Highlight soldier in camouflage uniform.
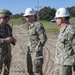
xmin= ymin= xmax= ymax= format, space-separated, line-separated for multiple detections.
xmin=54 ymin=7 xmax=75 ymax=75
xmin=0 ymin=9 xmax=16 ymax=75
xmin=23 ymin=8 xmax=47 ymax=75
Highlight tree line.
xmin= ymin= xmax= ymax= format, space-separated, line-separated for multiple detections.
xmin=12 ymin=6 xmax=75 ymax=21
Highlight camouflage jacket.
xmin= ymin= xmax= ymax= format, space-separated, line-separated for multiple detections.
xmin=55 ymin=24 xmax=75 ymax=65
xmin=27 ymin=22 xmax=47 ymax=52
xmin=0 ymin=24 xmax=12 ymax=54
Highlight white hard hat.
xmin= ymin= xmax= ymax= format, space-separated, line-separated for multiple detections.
xmin=55 ymin=7 xmax=70 ymax=18
xmin=23 ymin=8 xmax=36 ymax=16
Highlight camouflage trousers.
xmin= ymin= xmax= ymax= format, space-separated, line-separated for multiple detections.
xmin=0 ymin=53 xmax=11 ymax=75
xmin=54 ymin=64 xmax=73 ymax=75
xmin=27 ymin=48 xmax=43 ymax=75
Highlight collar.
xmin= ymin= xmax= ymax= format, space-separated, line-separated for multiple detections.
xmin=28 ymin=23 xmax=34 ymax=29
xmin=60 ymin=24 xmax=69 ymax=33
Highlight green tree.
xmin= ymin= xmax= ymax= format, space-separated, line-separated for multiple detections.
xmin=67 ymin=6 xmax=75 ymax=17
xmin=39 ymin=6 xmax=56 ymax=21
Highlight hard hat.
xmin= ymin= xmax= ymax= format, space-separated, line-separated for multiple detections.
xmin=55 ymin=7 xmax=70 ymax=18
xmin=23 ymin=8 xmax=36 ymax=16
xmin=0 ymin=9 xmax=12 ymax=18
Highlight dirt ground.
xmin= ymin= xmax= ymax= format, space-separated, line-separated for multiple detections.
xmin=8 ymin=25 xmax=57 ymax=75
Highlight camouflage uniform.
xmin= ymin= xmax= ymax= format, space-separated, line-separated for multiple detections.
xmin=0 ymin=9 xmax=14 ymax=75
xmin=54 ymin=24 xmax=75 ymax=75
xmin=0 ymin=23 xmax=13 ymax=75
xmin=27 ymin=22 xmax=47 ymax=75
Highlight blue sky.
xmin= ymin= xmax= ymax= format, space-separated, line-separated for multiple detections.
xmin=0 ymin=0 xmax=75 ymax=14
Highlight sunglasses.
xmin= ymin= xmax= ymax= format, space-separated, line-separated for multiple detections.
xmin=25 ymin=15 xmax=32 ymax=18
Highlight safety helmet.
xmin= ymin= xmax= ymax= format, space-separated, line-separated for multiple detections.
xmin=0 ymin=9 xmax=12 ymax=18
xmin=23 ymin=8 xmax=36 ymax=16
xmin=55 ymin=7 xmax=70 ymax=18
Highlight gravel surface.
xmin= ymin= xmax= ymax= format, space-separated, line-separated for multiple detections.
xmin=9 ymin=26 xmax=57 ymax=75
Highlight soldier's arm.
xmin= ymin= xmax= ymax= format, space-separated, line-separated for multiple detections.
xmin=67 ymin=29 xmax=75 ymax=53
xmin=7 ymin=24 xmax=13 ymax=37
xmin=36 ymin=23 xmax=47 ymax=46
xmin=70 ymin=34 xmax=75 ymax=52
xmin=7 ymin=24 xmax=16 ymax=45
